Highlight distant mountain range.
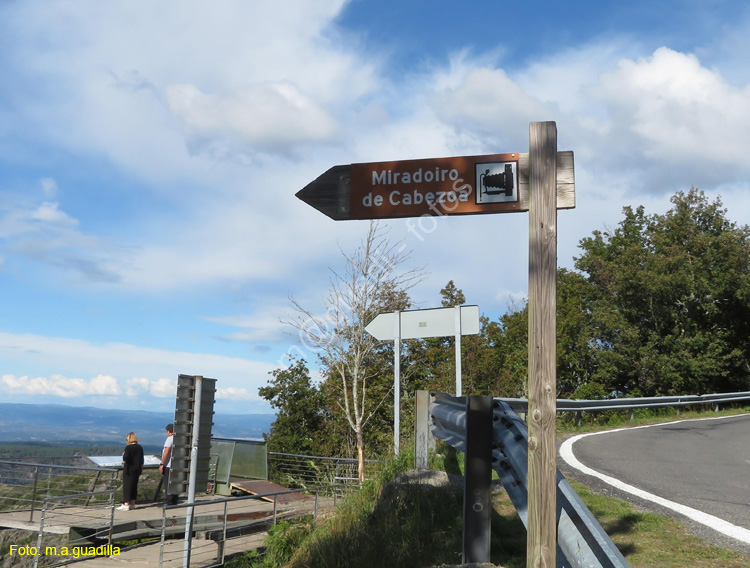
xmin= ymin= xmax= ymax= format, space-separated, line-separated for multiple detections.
xmin=0 ymin=403 xmax=275 ymax=446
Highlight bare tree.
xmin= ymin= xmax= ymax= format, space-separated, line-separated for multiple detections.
xmin=286 ymin=221 xmax=425 ymax=481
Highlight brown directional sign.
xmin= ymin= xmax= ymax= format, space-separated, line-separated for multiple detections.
xmin=296 ymin=151 xmax=574 ymax=220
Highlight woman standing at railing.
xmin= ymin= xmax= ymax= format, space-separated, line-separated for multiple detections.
xmin=118 ymin=432 xmax=144 ymax=511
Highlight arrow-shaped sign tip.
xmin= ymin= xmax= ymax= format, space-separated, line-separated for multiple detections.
xmin=296 ymin=165 xmax=351 ymax=221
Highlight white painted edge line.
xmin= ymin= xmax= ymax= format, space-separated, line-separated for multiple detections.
xmin=559 ymin=414 xmax=750 ymax=545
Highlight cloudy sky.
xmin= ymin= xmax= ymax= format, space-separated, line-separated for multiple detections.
xmin=2 ymin=0 xmax=749 ymax=416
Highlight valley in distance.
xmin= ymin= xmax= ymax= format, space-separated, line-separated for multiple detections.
xmin=0 ymin=402 xmax=275 ymax=456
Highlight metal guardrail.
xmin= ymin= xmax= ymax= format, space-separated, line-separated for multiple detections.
xmin=501 ymin=391 xmax=750 ymax=413
xmin=491 ymin=399 xmax=630 ymax=568
xmin=423 ymin=392 xmax=631 ymax=568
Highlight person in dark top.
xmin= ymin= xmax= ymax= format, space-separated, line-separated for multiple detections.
xmin=119 ymin=432 xmax=144 ymax=511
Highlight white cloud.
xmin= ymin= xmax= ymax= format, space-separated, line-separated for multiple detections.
xmin=0 ymin=201 xmax=73 ymax=239
xmin=89 ymin=374 xmax=121 ymax=395
xmin=0 ymin=198 xmax=121 ymax=283
xmin=3 ymin=27 xmax=748 ymax=304
xmin=166 ymin=82 xmax=338 ymax=155
xmin=0 ymin=0 xmax=381 ymax=294
xmin=0 ymin=331 xmax=277 ymax=400
xmin=29 ymin=202 xmax=78 ymax=226
xmin=2 ymin=373 xmax=121 ymax=398
xmin=216 ymin=387 xmax=259 ymax=401
xmin=432 ymin=65 xmax=551 ymax=143
xmin=40 ymin=178 xmax=59 ymax=199
xmin=201 ymin=301 xmax=296 ymax=345
xmin=126 ymin=377 xmax=151 ymax=397
xmin=126 ymin=376 xmax=175 ymax=398
xmin=424 ymin=44 xmax=750 ymax=199
xmin=0 ymin=0 xmax=376 ymax=185
xmin=149 ymin=378 xmax=177 ymax=398
xmin=2 ymin=0 xmax=750 ymax=421
xmin=595 ymin=47 xmax=750 ymax=170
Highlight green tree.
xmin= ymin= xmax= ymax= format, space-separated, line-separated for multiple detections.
xmin=575 ymin=188 xmax=750 ymax=396
xmin=465 ymin=269 xmax=597 ymax=400
xmin=439 ymin=280 xmax=466 ymax=307
xmin=556 ymin=268 xmax=599 ymax=397
xmin=482 ymin=306 xmax=528 ymax=397
xmin=405 ymin=281 xmax=529 ymax=398
xmin=259 ymin=359 xmax=326 ymax=456
xmin=410 ymin=281 xmax=467 ymax=394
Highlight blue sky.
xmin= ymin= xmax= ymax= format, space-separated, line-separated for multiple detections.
xmin=1 ymin=0 xmax=750 ymax=416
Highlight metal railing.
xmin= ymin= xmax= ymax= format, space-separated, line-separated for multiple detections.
xmin=0 ymin=460 xmax=118 ymax=521
xmin=268 ymin=452 xmax=379 ymax=490
xmin=421 ymin=391 xmax=631 ymax=568
xmin=158 ymin=484 xmax=342 ymax=568
xmin=0 ymin=456 xmax=359 ymax=568
xmin=32 ymin=489 xmax=116 ymax=568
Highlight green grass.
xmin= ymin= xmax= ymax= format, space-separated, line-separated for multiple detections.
xmin=572 ymin=482 xmax=750 ymax=568
xmin=225 ymin=409 xmax=750 ymax=567
xmin=471 ymin=482 xmax=750 ymax=568
xmin=557 ymin=404 xmax=750 ymax=435
xmin=226 ymin=455 xmax=750 ymax=568
xmin=226 ymin=452 xmax=468 ymax=568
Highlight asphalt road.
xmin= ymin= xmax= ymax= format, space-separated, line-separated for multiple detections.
xmin=559 ymin=413 xmax=750 ymax=550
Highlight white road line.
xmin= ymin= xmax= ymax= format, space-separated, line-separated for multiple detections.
xmin=559 ymin=414 xmax=750 ymax=545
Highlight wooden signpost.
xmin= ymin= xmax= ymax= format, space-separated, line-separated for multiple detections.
xmin=297 ymin=150 xmax=574 ymax=220
xmin=527 ymin=122 xmax=559 ymax=568
xmin=297 ymin=122 xmax=572 ymax=568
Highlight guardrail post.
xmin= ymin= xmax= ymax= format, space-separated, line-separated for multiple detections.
xmin=45 ymin=466 xmax=52 ymax=499
xmin=160 ymin=507 xmax=167 ymax=568
xmin=33 ymin=499 xmax=48 ymax=568
xmin=463 ymin=395 xmax=493 ymax=564
xmin=108 ymin=491 xmax=115 ymax=546
xmin=29 ymin=466 xmax=39 ymax=522
xmin=218 ymin=501 xmax=228 ymax=564
xmin=415 ymin=390 xmax=435 ymax=469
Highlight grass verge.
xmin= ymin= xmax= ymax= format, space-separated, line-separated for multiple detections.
xmin=557 ymin=405 xmax=750 ymax=436
xmin=227 ymin=408 xmax=750 ymax=567
xmin=227 ymin=465 xmax=750 ymax=568
xmin=490 ymin=482 xmax=750 ymax=568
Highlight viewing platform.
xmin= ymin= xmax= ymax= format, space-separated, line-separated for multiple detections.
xmin=0 ymin=467 xmax=336 ymax=568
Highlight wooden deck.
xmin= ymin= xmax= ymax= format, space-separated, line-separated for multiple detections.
xmin=0 ymin=491 xmax=335 ymax=567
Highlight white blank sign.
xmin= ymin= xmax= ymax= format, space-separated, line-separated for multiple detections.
xmin=365 ymin=305 xmax=479 ymax=341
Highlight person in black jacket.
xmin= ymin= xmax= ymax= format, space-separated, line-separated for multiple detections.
xmin=118 ymin=432 xmax=144 ymax=511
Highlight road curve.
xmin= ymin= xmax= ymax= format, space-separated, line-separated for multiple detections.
xmin=560 ymin=413 xmax=750 ymax=546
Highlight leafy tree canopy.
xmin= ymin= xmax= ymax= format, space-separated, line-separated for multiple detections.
xmin=574 ymin=188 xmax=750 ymax=396
xmin=259 ymin=358 xmax=327 ymax=456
